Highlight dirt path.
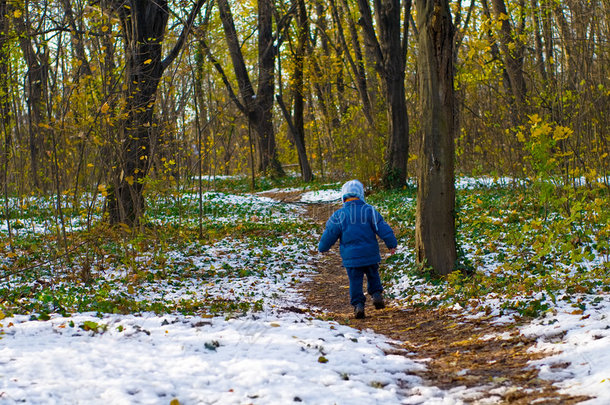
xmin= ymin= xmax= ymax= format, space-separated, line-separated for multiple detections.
xmin=268 ymin=191 xmax=588 ymax=404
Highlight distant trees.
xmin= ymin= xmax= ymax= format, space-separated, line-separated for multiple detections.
xmin=0 ymin=0 xmax=607 ymax=244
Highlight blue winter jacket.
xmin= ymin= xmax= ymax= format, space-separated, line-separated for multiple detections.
xmin=318 ymin=199 xmax=397 ymax=268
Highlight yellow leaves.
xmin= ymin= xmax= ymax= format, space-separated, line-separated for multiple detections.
xmin=528 ymin=114 xmax=541 ymax=125
xmin=143 ymin=59 xmax=152 ymax=65
xmin=98 ymin=184 xmax=108 ymax=197
xmin=13 ymin=9 xmax=22 ymax=18
xmin=585 ymin=168 xmax=598 ymax=183
xmin=125 ymin=176 xmax=135 ymax=186
xmin=553 ymin=126 xmax=572 ymax=142
xmin=531 ymin=123 xmax=551 ymax=140
xmin=101 ymin=25 xmax=109 ymax=33
xmin=101 ymin=102 xmax=110 ymax=114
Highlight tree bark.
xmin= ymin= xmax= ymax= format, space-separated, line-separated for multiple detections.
xmin=0 ymin=0 xmax=12 ymax=241
xmin=415 ymin=0 xmax=457 ymax=276
xmin=356 ymin=0 xmax=411 ymax=189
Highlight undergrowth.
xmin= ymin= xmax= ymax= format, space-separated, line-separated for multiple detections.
xmin=1 ymin=175 xmax=608 ymax=320
xmin=371 ymin=181 xmax=609 ymax=318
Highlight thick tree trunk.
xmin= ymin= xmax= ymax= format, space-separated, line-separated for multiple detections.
xmin=106 ymin=0 xmax=204 ymax=226
xmin=107 ymin=0 xmax=168 ymax=226
xmin=415 ymin=0 xmax=457 ymax=276
xmin=255 ymin=0 xmax=284 ymax=177
xmin=380 ymin=0 xmax=410 ymax=188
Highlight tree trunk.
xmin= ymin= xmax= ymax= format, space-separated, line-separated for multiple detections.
xmin=61 ymin=0 xmax=92 ymax=79
xmin=14 ymin=15 xmax=49 ymax=192
xmin=215 ymin=0 xmax=284 ymax=177
xmin=415 ymin=0 xmax=457 ymax=276
xmin=329 ymin=0 xmax=376 ymax=129
xmin=106 ymin=0 xmax=204 ymax=226
xmin=357 ymin=0 xmax=411 ymax=189
xmin=490 ymin=0 xmax=527 ymax=119
xmin=255 ymin=0 xmax=284 ymax=177
xmin=291 ymin=0 xmax=313 ymax=182
xmin=0 ymin=0 xmax=12 ymax=240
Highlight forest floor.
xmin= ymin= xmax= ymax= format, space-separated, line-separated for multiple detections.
xmin=2 ymin=182 xmax=608 ymax=403
xmin=270 ymin=190 xmax=589 ymax=404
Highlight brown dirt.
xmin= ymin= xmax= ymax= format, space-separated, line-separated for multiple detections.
xmin=269 ymin=192 xmax=589 ymax=404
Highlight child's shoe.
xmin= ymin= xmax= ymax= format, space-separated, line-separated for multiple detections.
xmin=372 ymin=292 xmax=385 ymax=309
xmin=354 ymin=304 xmax=365 ymax=319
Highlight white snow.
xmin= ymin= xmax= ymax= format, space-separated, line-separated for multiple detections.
xmin=0 ymin=312 xmax=426 ymax=404
xmin=300 ymin=189 xmax=342 ymax=203
xmin=521 ymin=296 xmax=610 ymax=404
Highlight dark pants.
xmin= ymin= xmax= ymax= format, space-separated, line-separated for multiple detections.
xmin=345 ymin=264 xmax=383 ymax=306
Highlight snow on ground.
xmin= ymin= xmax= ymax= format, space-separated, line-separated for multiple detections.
xmin=300 ymin=189 xmax=342 ymax=203
xmin=0 ymin=312 xmax=433 ymax=405
xmin=287 ymin=181 xmax=610 ymax=404
xmin=2 ymin=182 xmax=610 ymax=404
xmin=522 ymin=296 xmax=610 ymax=404
xmin=0 ymin=189 xmax=457 ymax=404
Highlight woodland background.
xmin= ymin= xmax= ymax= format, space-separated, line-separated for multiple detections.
xmin=0 ymin=0 xmax=608 ymax=225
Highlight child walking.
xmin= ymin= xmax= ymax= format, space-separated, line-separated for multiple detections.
xmin=318 ymin=180 xmax=397 ymax=319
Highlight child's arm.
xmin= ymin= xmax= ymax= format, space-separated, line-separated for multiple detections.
xmin=373 ymin=209 xmax=398 ymax=251
xmin=318 ymin=213 xmax=341 ymax=253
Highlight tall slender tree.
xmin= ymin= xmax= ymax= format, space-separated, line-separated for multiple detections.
xmin=0 ymin=0 xmax=12 ymax=241
xmin=206 ymin=0 xmax=287 ymax=177
xmin=356 ymin=0 xmax=411 ymax=189
xmin=14 ymin=10 xmax=49 ymax=191
xmin=290 ymin=0 xmax=313 ymax=182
